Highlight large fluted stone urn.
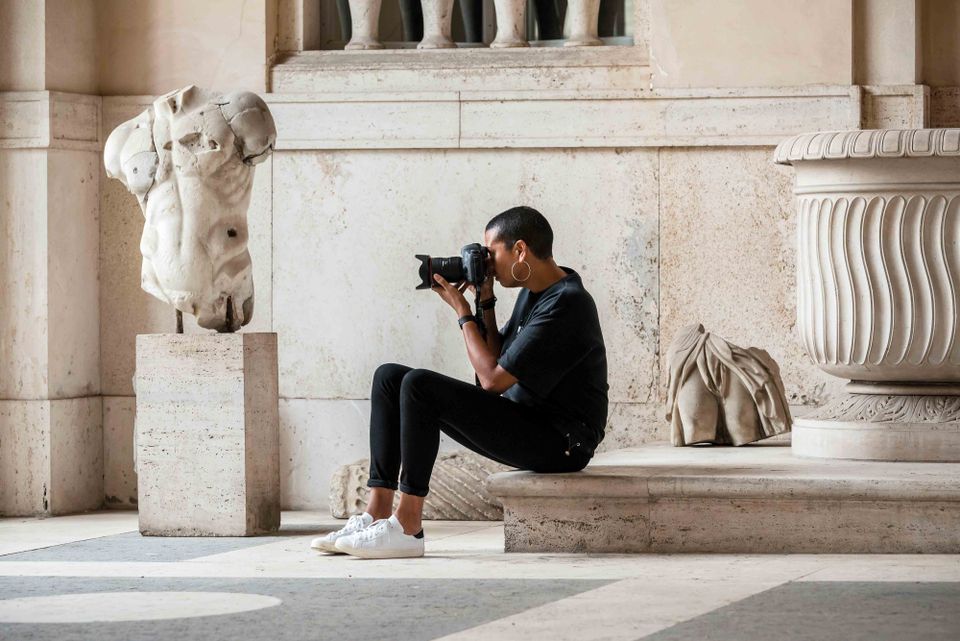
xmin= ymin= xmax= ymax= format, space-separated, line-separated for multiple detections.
xmin=775 ymin=129 xmax=960 ymax=462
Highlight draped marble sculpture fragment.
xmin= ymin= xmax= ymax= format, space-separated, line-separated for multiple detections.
xmin=104 ymin=85 xmax=276 ymax=332
xmin=665 ymin=324 xmax=792 ymax=446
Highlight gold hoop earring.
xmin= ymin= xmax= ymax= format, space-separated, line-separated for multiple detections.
xmin=511 ymin=261 xmax=532 ymax=283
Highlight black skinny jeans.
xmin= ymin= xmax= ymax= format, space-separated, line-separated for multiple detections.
xmin=368 ymin=363 xmax=591 ymax=497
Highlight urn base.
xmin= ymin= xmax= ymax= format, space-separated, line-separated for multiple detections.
xmin=793 ymin=387 xmax=960 ymax=462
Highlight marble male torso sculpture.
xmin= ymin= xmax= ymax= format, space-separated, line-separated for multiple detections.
xmin=104 ymin=85 xmax=276 ymax=332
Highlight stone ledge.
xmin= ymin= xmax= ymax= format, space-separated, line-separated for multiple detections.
xmin=265 ymin=86 xmax=865 ymax=150
xmin=486 ymin=443 xmax=960 ymax=553
xmin=0 ymin=92 xmax=100 ymax=151
xmin=271 ymin=47 xmax=651 ymax=93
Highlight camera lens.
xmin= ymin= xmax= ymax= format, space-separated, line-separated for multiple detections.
xmin=416 ymin=254 xmax=466 ymax=289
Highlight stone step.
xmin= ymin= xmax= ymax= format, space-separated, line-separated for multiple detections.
xmin=485 ymin=442 xmax=960 ymax=553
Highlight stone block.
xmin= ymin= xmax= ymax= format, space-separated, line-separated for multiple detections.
xmin=329 ymin=450 xmax=509 ymax=520
xmin=0 ymin=149 xmax=49 ymax=399
xmin=135 ymin=333 xmax=280 ymax=536
xmin=649 ymin=0 xmax=854 ymax=88
xmin=0 ymin=147 xmax=100 ymax=400
xmin=0 ymin=397 xmax=102 ymax=516
xmin=103 ymin=395 xmax=137 ymax=509
xmin=487 ymin=443 xmax=960 ymax=553
xmin=279 ymin=398 xmax=371 ymax=509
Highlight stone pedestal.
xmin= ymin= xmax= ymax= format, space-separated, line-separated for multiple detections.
xmin=135 ymin=333 xmax=280 ymax=536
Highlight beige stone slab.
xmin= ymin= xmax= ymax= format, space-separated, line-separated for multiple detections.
xmin=597 ymin=402 xmax=666 ymax=452
xmin=434 ymin=577 xmax=796 ymax=641
xmin=48 ymin=397 xmax=103 ymax=514
xmin=0 ymin=400 xmax=51 ymax=516
xmin=0 ymin=149 xmax=48 ymax=399
xmin=0 ymin=397 xmax=102 ymax=517
xmin=489 ymin=443 xmax=960 ymax=553
xmin=135 ymin=333 xmax=280 ymax=536
xmin=921 ymin=0 xmax=960 ymax=87
xmin=47 ymin=149 xmax=100 ymax=398
xmin=649 ymin=0 xmax=853 ymax=88
xmin=0 ymin=511 xmax=138 ymax=556
xmin=96 ymin=0 xmax=272 ymax=95
xmin=0 ymin=1 xmax=44 ymax=92
xmin=103 ymin=396 xmax=137 ymax=509
xmin=0 ymin=147 xmax=100 ymax=400
xmin=269 ymin=95 xmax=460 ymax=149
xmin=270 ymin=47 xmax=650 ymax=93
xmin=279 ymin=399 xmax=371 ymax=509
xmin=853 ymin=0 xmax=921 ymax=86
xmin=460 ymin=89 xmax=858 ymax=148
xmin=931 ymin=87 xmax=960 ymax=128
xmin=43 ymin=0 xmax=98 ymax=94
xmin=0 ymin=92 xmax=100 ymax=151
xmin=796 ymin=558 xmax=960 ymax=582
xmin=658 ymin=147 xmax=845 ymax=408
xmin=860 ymin=85 xmax=928 ymax=129
xmin=272 ymin=149 xmax=658 ymax=403
xmin=0 ymin=542 xmax=880 ymax=581
xmin=265 ymin=87 xmax=860 ymax=150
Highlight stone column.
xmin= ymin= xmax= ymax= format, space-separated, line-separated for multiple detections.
xmin=776 ymin=129 xmax=960 ymax=462
xmin=135 ymin=333 xmax=281 ymax=536
xmin=0 ymin=90 xmax=103 ymax=515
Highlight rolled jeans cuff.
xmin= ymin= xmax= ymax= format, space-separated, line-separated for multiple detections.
xmin=398 ymin=482 xmax=429 ymax=498
xmin=366 ymin=479 xmax=398 ymax=491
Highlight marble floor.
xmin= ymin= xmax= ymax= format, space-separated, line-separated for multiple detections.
xmin=0 ymin=511 xmax=958 ymax=640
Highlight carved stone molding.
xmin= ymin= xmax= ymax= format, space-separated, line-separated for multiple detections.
xmin=807 ymin=393 xmax=960 ymax=423
xmin=775 ymin=128 xmax=960 ymax=165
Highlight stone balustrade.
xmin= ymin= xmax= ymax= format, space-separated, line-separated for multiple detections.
xmin=344 ymin=0 xmax=607 ymax=50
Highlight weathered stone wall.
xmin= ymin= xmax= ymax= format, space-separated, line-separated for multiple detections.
xmin=6 ymin=0 xmax=960 ymax=514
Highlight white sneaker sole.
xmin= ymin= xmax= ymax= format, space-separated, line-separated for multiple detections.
xmin=334 ymin=542 xmax=425 ymax=559
xmin=311 ymin=539 xmax=343 ymax=553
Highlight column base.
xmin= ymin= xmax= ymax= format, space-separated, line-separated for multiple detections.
xmin=793 ymin=391 xmax=960 ymax=462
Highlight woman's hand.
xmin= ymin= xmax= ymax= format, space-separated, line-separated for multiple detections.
xmin=468 ymin=260 xmax=496 ymax=300
xmin=432 ymin=274 xmax=472 ymax=317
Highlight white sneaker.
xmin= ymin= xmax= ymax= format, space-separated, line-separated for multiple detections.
xmin=334 ymin=515 xmax=425 ymax=559
xmin=310 ymin=513 xmax=374 ymax=553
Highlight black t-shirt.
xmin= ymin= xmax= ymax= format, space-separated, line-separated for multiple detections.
xmin=497 ymin=267 xmax=609 ymax=452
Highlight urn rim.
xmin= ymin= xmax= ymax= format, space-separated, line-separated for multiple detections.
xmin=774 ymin=129 xmax=960 ymax=166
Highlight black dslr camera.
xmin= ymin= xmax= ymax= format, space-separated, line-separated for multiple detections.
xmin=416 ymin=243 xmax=490 ymax=337
xmin=415 ymin=243 xmax=489 ymax=290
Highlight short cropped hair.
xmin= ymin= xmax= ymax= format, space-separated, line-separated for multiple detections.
xmin=485 ymin=206 xmax=554 ymax=259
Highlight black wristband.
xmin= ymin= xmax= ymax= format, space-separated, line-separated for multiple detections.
xmin=458 ymin=315 xmax=476 ymax=329
xmin=479 ymin=297 xmax=497 ymax=310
